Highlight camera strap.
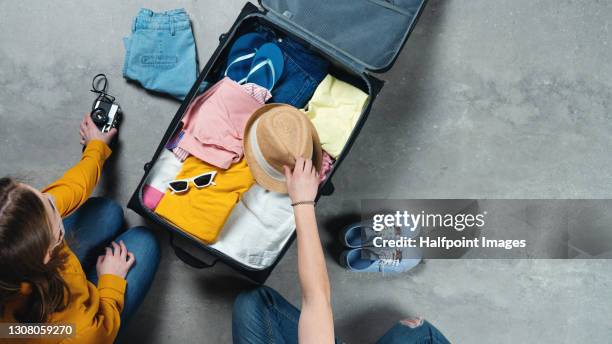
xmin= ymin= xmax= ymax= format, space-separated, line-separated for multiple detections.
xmin=91 ymin=73 xmax=115 ymax=105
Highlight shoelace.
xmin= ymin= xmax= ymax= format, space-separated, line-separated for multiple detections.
xmin=377 ymin=249 xmax=403 ymax=271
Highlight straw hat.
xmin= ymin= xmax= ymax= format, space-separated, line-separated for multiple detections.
xmin=244 ymin=104 xmax=322 ymax=193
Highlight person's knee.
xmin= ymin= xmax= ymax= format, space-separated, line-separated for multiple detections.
xmin=233 ymin=287 xmax=271 ymax=321
xmin=393 ymin=318 xmax=451 ymax=344
xmin=233 ymin=287 xmax=278 ymax=341
xmin=399 ymin=317 xmax=425 ymax=329
xmin=123 ymin=226 xmax=160 ymax=265
xmin=87 ymin=197 xmax=124 ymax=223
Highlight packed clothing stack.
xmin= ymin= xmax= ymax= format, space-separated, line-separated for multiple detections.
xmin=129 ymin=9 xmax=369 ymax=269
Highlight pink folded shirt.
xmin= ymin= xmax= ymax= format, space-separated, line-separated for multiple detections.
xmin=173 ymin=77 xmax=269 ymax=169
xmin=240 ymin=82 xmax=272 ymax=104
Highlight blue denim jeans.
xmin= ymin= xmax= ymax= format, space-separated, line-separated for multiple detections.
xmin=63 ymin=197 xmax=161 ymax=322
xmin=375 ymin=320 xmax=451 ymax=344
xmin=254 ymin=27 xmax=329 ymax=108
xmin=123 ymin=8 xmax=198 ymax=100
xmin=233 ymin=287 xmax=450 ymax=344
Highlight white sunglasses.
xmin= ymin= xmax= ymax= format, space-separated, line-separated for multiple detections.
xmin=168 ymin=171 xmax=217 ymax=193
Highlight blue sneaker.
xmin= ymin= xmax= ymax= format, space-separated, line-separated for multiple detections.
xmin=340 ymin=248 xmax=422 ymax=273
xmin=339 ymin=220 xmax=419 ymax=248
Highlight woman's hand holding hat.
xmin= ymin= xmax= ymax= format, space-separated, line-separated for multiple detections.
xmin=284 ymin=157 xmax=318 ymax=206
xmin=243 ymin=104 xmax=322 ymax=193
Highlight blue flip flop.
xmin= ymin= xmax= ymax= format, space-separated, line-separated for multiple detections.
xmin=224 ymin=33 xmax=268 ymax=84
xmin=245 ymin=42 xmax=284 ymax=91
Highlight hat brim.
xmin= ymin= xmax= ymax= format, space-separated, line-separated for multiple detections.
xmin=244 ymin=104 xmax=323 ymax=194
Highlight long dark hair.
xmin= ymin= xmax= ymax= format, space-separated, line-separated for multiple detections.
xmin=0 ymin=177 xmax=70 ymax=322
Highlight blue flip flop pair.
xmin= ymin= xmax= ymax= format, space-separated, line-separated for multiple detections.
xmin=224 ymin=33 xmax=284 ymax=92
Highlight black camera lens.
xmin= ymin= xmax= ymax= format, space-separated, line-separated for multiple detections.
xmin=91 ymin=108 xmax=108 ymax=126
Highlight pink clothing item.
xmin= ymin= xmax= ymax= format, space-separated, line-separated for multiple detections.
xmin=143 ymin=185 xmax=165 ymax=210
xmin=175 ymin=77 xmax=264 ymax=169
xmin=173 ymin=146 xmax=190 ymax=161
xmin=142 ymin=149 xmax=184 ymax=210
xmin=170 ymin=81 xmax=270 ymax=163
xmin=240 ymin=82 xmax=272 ymax=103
xmin=319 ymin=151 xmax=334 ymax=183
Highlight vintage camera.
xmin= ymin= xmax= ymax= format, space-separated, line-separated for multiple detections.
xmin=90 ymin=74 xmax=121 ymax=133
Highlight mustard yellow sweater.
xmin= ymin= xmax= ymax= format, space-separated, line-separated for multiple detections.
xmin=2 ymin=140 xmax=125 ymax=344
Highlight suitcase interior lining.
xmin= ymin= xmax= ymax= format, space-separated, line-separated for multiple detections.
xmin=138 ymin=14 xmax=372 ymax=272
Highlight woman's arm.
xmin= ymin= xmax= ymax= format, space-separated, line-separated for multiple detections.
xmin=284 ymin=157 xmax=334 ymax=344
xmin=42 ymin=114 xmax=116 ymax=216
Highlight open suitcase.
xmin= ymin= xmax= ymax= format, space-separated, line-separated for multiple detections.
xmin=128 ymin=0 xmax=428 ymax=283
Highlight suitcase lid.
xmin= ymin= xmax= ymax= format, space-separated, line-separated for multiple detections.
xmin=259 ymin=0 xmax=427 ymax=72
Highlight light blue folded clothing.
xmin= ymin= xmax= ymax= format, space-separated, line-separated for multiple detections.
xmin=123 ymin=8 xmax=198 ymax=100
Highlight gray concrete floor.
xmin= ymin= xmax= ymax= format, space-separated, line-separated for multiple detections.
xmin=1 ymin=1 xmax=612 ymax=343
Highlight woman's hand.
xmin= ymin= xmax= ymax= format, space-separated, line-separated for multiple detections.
xmin=283 ymin=156 xmax=319 ymax=203
xmin=285 ymin=158 xmax=334 ymax=343
xmin=79 ymin=113 xmax=117 ymax=146
xmin=96 ymin=240 xmax=135 ymax=279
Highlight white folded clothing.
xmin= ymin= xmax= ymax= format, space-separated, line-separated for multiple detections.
xmin=211 ymin=184 xmax=295 ymax=269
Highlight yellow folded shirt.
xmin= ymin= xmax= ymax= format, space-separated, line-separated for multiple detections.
xmin=155 ymin=156 xmax=254 ymax=244
xmin=302 ymin=74 xmax=369 ymax=158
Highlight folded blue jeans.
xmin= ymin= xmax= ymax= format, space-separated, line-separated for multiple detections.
xmin=232 ymin=286 xmax=451 ymax=344
xmin=254 ymin=27 xmax=329 ymax=108
xmin=123 ymin=8 xmax=198 ymax=100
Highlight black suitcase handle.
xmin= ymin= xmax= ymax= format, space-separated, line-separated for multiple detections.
xmin=169 ymin=234 xmax=218 ymax=269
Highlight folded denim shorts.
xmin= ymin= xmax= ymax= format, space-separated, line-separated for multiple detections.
xmin=123 ymin=8 xmax=198 ymax=100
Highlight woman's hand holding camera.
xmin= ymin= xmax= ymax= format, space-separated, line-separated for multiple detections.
xmin=79 ymin=113 xmax=117 ymax=146
xmin=96 ymin=240 xmax=135 ymax=279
